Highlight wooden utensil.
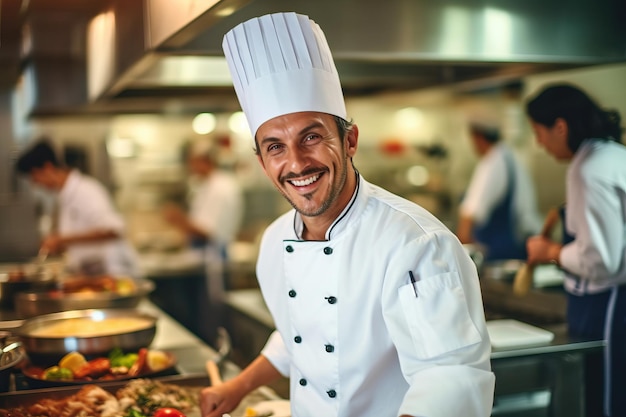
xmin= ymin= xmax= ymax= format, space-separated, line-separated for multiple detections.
xmin=512 ymin=208 xmax=560 ymax=296
xmin=206 ymin=359 xmax=223 ymax=386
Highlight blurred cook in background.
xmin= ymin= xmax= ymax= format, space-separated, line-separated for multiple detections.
xmin=15 ymin=139 xmax=140 ymax=278
xmin=163 ymin=137 xmax=243 ymax=342
xmin=525 ymin=83 xmax=626 ymax=417
xmin=456 ymin=122 xmax=542 ymax=261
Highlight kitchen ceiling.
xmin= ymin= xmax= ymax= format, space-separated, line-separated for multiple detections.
xmin=2 ymin=0 xmax=625 ymax=116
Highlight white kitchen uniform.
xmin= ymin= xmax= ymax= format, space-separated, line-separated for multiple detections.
xmin=58 ymin=170 xmax=139 ymax=277
xmin=257 ymin=174 xmax=495 ymax=417
xmin=460 ymin=143 xmax=541 ymax=240
xmin=561 ymin=139 xmax=626 ymax=294
xmin=188 ymin=170 xmax=243 ymax=302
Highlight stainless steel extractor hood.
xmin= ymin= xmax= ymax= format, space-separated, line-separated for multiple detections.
xmin=7 ymin=0 xmax=626 ymax=116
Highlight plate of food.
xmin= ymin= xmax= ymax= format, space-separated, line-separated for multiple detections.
xmin=21 ymin=348 xmax=177 ymax=388
xmin=0 ymin=378 xmax=200 ymax=417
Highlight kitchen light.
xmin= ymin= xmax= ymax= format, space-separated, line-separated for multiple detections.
xmin=394 ymin=107 xmax=424 ymax=132
xmin=406 ymin=165 xmax=430 ymax=187
xmin=106 ymin=137 xmax=136 ymax=159
xmin=192 ymin=113 xmax=216 ymax=135
xmin=228 ymin=112 xmax=249 ymax=134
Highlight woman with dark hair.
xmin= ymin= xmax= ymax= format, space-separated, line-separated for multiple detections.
xmin=525 ymin=83 xmax=625 ymax=417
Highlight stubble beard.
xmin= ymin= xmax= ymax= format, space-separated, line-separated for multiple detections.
xmin=280 ymin=157 xmax=348 ymax=218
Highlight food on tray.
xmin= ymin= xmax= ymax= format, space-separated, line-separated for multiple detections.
xmin=28 ymin=316 xmax=153 ymax=338
xmin=27 ymin=348 xmax=174 ymax=382
xmin=0 ymin=378 xmax=199 ymax=417
xmin=59 ymin=275 xmax=137 ymax=295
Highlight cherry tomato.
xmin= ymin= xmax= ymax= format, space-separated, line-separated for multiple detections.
xmin=152 ymin=408 xmax=186 ymax=417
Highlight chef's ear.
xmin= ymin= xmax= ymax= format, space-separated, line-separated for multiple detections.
xmin=554 ymin=117 xmax=568 ymax=140
xmin=345 ymin=124 xmax=358 ymax=158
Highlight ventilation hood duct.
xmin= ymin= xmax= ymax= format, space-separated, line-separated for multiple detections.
xmin=15 ymin=0 xmax=626 ymax=116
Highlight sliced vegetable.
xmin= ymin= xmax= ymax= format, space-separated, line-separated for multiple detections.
xmin=152 ymin=408 xmax=186 ymax=417
xmin=43 ymin=366 xmax=73 ymax=381
xmin=58 ymin=351 xmax=87 ymax=373
xmin=110 ymin=347 xmax=139 ymax=369
xmin=125 ymin=408 xmax=147 ymax=417
xmin=146 ymin=350 xmax=170 ymax=372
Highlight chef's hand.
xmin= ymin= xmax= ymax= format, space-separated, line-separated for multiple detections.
xmin=526 ymin=235 xmax=562 ymax=266
xmin=41 ymin=234 xmax=66 ymax=255
xmin=199 ymin=380 xmax=245 ymax=417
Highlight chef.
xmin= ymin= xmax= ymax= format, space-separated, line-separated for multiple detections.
xmin=163 ymin=137 xmax=243 ymax=343
xmin=15 ymin=139 xmax=140 ymax=278
xmin=200 ymin=12 xmax=495 ymax=417
xmin=456 ymin=122 xmax=542 ymax=261
xmin=525 ymin=84 xmax=626 ymax=417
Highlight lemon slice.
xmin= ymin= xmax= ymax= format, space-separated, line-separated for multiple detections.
xmin=146 ymin=350 xmax=170 ymax=372
xmin=58 ymin=351 xmax=87 ymax=373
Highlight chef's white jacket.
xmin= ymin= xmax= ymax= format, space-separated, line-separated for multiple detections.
xmin=188 ymin=170 xmax=243 ymax=248
xmin=58 ymin=170 xmax=139 ymax=277
xmin=460 ymin=143 xmax=541 ymax=237
xmin=257 ymin=175 xmax=495 ymax=417
xmin=561 ymin=139 xmax=626 ymax=294
xmin=188 ymin=170 xmax=243 ymax=302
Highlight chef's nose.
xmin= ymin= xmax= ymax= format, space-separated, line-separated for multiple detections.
xmin=287 ymin=146 xmax=312 ymax=172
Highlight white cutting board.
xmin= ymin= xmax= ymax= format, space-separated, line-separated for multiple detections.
xmin=486 ymin=319 xmax=555 ymax=349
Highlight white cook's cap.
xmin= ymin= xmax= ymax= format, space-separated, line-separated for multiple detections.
xmin=222 ymin=12 xmax=347 ymax=137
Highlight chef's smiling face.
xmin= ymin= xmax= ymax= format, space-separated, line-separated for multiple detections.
xmin=255 ymin=112 xmax=358 ymax=221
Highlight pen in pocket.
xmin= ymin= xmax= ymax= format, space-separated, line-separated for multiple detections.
xmin=408 ymin=270 xmax=418 ymax=298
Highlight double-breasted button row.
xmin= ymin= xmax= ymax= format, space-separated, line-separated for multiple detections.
xmin=284 ymin=245 xmax=333 ymax=255
xmin=292 ymin=336 xmax=334 ymax=353
xmin=297 ymin=378 xmax=337 ymax=399
xmin=288 ymin=291 xmax=337 ymax=306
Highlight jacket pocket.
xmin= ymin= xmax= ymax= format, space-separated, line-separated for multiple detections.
xmin=399 ymin=271 xmax=482 ymax=359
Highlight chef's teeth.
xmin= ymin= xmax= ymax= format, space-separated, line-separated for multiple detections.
xmin=291 ymin=175 xmax=319 ymax=187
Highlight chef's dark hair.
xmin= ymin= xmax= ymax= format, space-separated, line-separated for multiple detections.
xmin=15 ymin=139 xmax=60 ymax=174
xmin=526 ymin=83 xmax=623 ymax=153
xmin=470 ymin=124 xmax=500 ymax=144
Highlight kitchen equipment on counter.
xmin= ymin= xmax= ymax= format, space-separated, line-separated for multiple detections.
xmin=14 ymin=277 xmax=155 ymax=318
xmin=513 ymin=208 xmax=561 ymax=296
xmin=480 ymin=259 xmax=526 ymax=282
xmin=0 ymin=340 xmax=25 ymax=392
xmin=486 ymin=319 xmax=555 ymax=350
xmin=462 ymin=243 xmax=485 ymax=272
xmin=15 ymin=308 xmax=157 ymax=367
xmin=0 ymin=262 xmax=60 ymax=310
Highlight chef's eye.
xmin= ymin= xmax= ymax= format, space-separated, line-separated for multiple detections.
xmin=303 ymin=133 xmax=322 ymax=144
xmin=266 ymin=143 xmax=284 ymax=154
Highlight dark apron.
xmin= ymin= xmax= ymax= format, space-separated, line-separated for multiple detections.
xmin=473 ymin=152 xmax=527 ymax=261
xmin=563 ymin=205 xmax=626 ymax=417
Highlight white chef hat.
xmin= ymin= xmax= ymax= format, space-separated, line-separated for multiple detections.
xmin=222 ymin=12 xmax=347 ymax=137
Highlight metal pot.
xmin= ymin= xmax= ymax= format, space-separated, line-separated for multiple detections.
xmin=0 ymin=263 xmax=59 ymax=309
xmin=0 ymin=339 xmax=25 ymax=392
xmin=15 ymin=308 xmax=157 ymax=367
xmin=14 ymin=278 xmax=155 ymax=318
